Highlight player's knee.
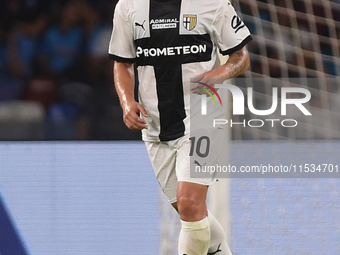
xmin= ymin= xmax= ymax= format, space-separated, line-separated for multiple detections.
xmin=177 ymin=195 xmax=206 ymax=221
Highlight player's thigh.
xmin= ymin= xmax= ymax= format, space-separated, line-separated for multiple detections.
xmin=176 ymin=181 xmax=208 ymax=206
xmin=145 ymin=141 xmax=177 ymax=203
xmin=176 ymin=181 xmax=209 ymax=220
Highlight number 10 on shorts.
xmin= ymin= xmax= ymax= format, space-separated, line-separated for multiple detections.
xmin=189 ymin=136 xmax=210 ymax=158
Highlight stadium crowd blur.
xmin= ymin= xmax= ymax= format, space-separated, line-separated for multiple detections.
xmin=0 ymin=0 xmax=339 ymax=140
xmin=0 ymin=0 xmax=141 ymax=140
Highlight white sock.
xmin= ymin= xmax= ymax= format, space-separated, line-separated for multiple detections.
xmin=207 ymin=211 xmax=232 ymax=255
xmin=178 ymin=217 xmax=210 ymax=255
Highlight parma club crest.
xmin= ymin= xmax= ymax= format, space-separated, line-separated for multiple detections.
xmin=183 ymin=14 xmax=197 ymax=31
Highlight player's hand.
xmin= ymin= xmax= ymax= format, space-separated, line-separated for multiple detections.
xmin=122 ymin=101 xmax=148 ymax=130
xmin=191 ymin=75 xmax=221 ymax=96
xmin=191 ymin=80 xmax=217 ymax=95
xmin=191 ymin=65 xmax=229 ymax=95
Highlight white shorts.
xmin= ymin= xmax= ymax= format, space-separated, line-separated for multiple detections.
xmin=145 ymin=128 xmax=228 ymax=203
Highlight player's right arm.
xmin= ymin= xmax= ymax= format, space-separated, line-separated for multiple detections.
xmin=109 ymin=0 xmax=147 ymax=130
xmin=114 ymin=61 xmax=148 ymax=130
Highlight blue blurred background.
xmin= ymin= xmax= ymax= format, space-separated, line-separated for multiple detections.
xmin=0 ymin=0 xmax=141 ymax=140
xmin=1 ymin=141 xmax=339 ymax=255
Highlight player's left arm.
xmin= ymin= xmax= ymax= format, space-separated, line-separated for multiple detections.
xmin=205 ymin=46 xmax=250 ymax=79
xmin=221 ymin=46 xmax=250 ymax=78
xmin=191 ymin=46 xmax=250 ymax=93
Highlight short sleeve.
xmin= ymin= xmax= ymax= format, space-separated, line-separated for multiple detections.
xmin=211 ymin=0 xmax=252 ymax=56
xmin=108 ymin=0 xmax=136 ymax=62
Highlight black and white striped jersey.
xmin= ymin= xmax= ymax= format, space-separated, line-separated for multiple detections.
xmin=109 ymin=0 xmax=252 ymax=142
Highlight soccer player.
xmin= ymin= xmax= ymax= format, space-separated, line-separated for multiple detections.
xmin=109 ymin=0 xmax=251 ymax=254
